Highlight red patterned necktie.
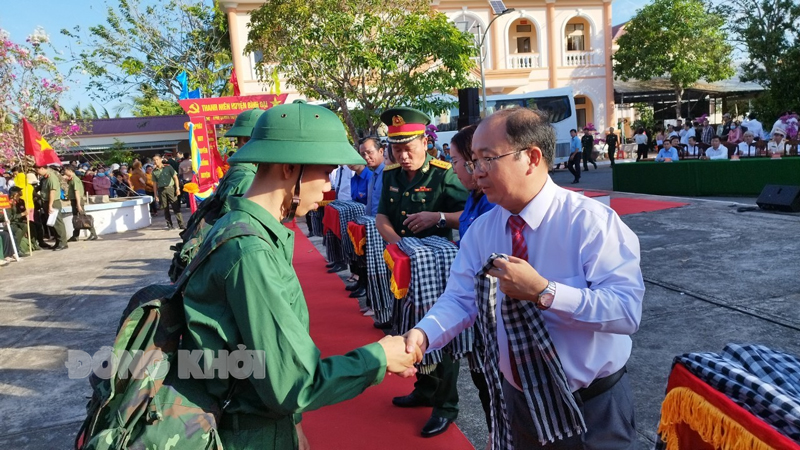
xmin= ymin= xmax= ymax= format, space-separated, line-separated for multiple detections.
xmin=506 ymin=215 xmax=527 ymax=386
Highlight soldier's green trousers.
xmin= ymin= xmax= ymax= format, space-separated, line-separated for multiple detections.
xmin=413 ymin=352 xmax=460 ymax=420
xmin=49 ymin=200 xmax=68 ymax=247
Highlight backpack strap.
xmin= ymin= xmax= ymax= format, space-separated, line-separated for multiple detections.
xmin=174 ymin=221 xmax=269 ymax=290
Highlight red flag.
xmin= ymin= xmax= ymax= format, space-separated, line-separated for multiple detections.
xmin=230 ymin=68 xmax=241 ymax=97
xmin=22 ymin=119 xmax=61 ymax=166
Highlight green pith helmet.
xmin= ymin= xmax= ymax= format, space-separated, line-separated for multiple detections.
xmin=225 ymin=108 xmax=265 ymax=138
xmin=228 ymin=100 xmax=365 ymax=165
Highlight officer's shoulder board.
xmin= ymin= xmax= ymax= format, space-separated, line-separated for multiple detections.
xmin=429 ymin=159 xmax=452 ymax=170
xmin=384 ymin=163 xmax=401 ymax=171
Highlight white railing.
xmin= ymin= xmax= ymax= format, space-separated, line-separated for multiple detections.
xmin=564 ymin=51 xmax=596 ymax=66
xmin=506 ymin=54 xmax=541 ymax=69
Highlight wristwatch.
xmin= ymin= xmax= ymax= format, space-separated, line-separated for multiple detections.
xmin=537 ymin=280 xmax=556 ymax=310
xmin=436 ymin=212 xmax=446 ymax=228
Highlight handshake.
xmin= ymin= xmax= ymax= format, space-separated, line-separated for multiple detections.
xmin=377 ymin=328 xmax=430 ymax=378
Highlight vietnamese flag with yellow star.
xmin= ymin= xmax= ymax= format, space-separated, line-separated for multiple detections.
xmin=22 ymin=118 xmax=61 ymax=166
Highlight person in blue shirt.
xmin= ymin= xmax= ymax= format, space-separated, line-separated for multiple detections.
xmin=655 ymin=138 xmax=679 ymax=162
xmin=361 ymin=137 xmax=385 ymax=216
xmin=348 ymin=163 xmax=372 ymax=205
xmin=567 ymin=129 xmax=582 ymax=184
xmin=447 ymin=123 xmax=495 ymax=440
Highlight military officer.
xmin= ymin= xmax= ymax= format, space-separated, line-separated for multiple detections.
xmin=375 ymin=107 xmax=468 ymax=438
xmin=152 ymin=154 xmax=184 ymax=230
xmin=34 ymin=164 xmax=68 ymax=250
xmin=174 ymin=101 xmax=420 ymax=450
xmin=63 ymin=166 xmax=98 ymax=241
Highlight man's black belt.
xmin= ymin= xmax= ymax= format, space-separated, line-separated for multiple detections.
xmin=219 ymin=413 xmax=285 ymax=431
xmin=574 ymin=365 xmax=627 ymax=403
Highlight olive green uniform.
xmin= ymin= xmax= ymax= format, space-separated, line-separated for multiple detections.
xmin=41 ymin=169 xmax=67 ymax=246
xmin=216 ymin=163 xmax=256 ymax=215
xmin=7 ymin=198 xmax=32 ymax=253
xmin=179 ymin=196 xmax=386 ymax=449
xmin=153 ymin=165 xmax=184 ymax=228
xmin=377 ymin=154 xmax=469 ymax=241
xmin=67 ymin=176 xmax=97 ymax=239
xmin=377 ymin=154 xmax=468 ymax=421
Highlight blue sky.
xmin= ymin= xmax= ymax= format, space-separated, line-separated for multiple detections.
xmin=2 ymin=0 xmax=649 ymax=115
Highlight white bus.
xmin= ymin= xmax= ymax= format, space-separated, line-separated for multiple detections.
xmin=435 ymin=87 xmax=578 ymax=166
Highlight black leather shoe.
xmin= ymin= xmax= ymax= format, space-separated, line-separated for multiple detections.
xmin=52 ymin=245 xmax=68 ymax=251
xmin=571 ymin=179 xmax=579 ymax=184
xmin=325 ymin=262 xmax=336 ymax=269
xmin=345 ymin=283 xmax=360 ymax=292
xmin=68 ymin=237 xmax=78 ymax=242
xmin=421 ymin=416 xmax=452 ymax=438
xmin=327 ymin=263 xmax=347 ymax=273
xmin=349 ymin=286 xmax=367 ymax=298
xmin=373 ymin=321 xmax=392 ymax=330
xmin=39 ymin=242 xmax=53 ymax=249
xmin=392 ymin=393 xmax=432 ymax=408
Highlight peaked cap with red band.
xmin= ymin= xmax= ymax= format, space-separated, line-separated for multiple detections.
xmin=380 ymin=107 xmax=431 ymax=144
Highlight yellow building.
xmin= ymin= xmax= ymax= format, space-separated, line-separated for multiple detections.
xmin=220 ymin=0 xmax=616 ymax=131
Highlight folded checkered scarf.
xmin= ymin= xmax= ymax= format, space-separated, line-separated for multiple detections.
xmin=676 ymin=343 xmax=800 ymax=441
xmin=476 ymin=254 xmax=585 ymax=449
xmin=330 ymin=200 xmax=365 ymax=265
xmin=355 ymin=215 xmax=393 ymax=324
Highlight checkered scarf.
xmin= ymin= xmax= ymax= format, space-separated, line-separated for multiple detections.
xmin=330 ymin=200 xmax=365 ymax=264
xmin=323 ymin=229 xmax=343 ymax=264
xmin=307 ymin=209 xmax=324 ymax=237
xmin=355 ymin=215 xmax=394 ymax=324
xmin=476 ymin=254 xmax=586 ymax=449
xmin=676 ymin=343 xmax=800 ymax=441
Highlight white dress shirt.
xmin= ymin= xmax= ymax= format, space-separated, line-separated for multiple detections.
xmin=767 ymin=140 xmax=787 ymax=156
xmin=705 ymin=146 xmax=728 ymax=160
xmin=742 ymin=119 xmax=764 ymax=140
xmin=330 ymin=165 xmax=353 ymax=201
xmin=685 ymin=144 xmax=701 ymax=157
xmin=416 ymin=177 xmax=645 ymax=392
xmin=737 ymin=142 xmax=757 ymax=157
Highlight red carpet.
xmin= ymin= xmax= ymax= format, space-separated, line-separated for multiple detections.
xmin=290 ymin=224 xmax=475 ymax=450
xmin=611 ymin=197 xmax=688 ymax=216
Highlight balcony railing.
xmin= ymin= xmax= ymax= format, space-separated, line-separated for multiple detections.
xmin=564 ymin=51 xmax=597 ymax=66
xmin=506 ymin=54 xmax=541 ymax=70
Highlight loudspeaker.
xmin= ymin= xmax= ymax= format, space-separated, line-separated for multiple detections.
xmin=757 ymin=185 xmax=800 ymax=212
xmin=457 ymin=88 xmax=480 ymax=129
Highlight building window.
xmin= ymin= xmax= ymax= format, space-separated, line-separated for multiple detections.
xmin=516 ymin=37 xmax=531 ymax=53
xmin=566 ymin=22 xmax=586 ymax=51
xmin=508 ymin=19 xmax=537 ymax=54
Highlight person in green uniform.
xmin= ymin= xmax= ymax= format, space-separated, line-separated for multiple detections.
xmin=175 ymin=100 xmax=421 ymax=450
xmin=152 ymin=154 xmax=184 ymax=230
xmin=63 ymin=166 xmax=98 ymax=241
xmin=34 ymin=164 xmax=68 ymax=250
xmin=216 ymin=108 xmax=264 ymax=210
xmin=375 ymin=107 xmax=468 ymax=438
xmin=7 ymin=186 xmax=32 ymax=256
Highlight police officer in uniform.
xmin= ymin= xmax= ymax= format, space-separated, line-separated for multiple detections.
xmin=375 ymin=107 xmax=468 ymax=438
xmin=174 ymin=101 xmax=420 ymax=450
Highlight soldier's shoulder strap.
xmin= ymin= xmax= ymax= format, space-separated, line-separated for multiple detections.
xmin=429 ymin=159 xmax=452 ymax=170
xmin=385 ymin=163 xmax=401 ymax=171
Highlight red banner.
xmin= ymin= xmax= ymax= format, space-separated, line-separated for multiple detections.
xmin=179 ymin=94 xmax=288 ymax=125
xmin=0 ymin=194 xmax=10 ymax=210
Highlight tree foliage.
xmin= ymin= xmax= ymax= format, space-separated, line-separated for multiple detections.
xmin=613 ymin=0 xmax=734 ymax=119
xmin=61 ymin=0 xmax=232 ymax=110
xmin=723 ymin=0 xmax=800 ymax=120
xmin=245 ymin=0 xmax=478 ymax=140
xmin=0 ymin=28 xmax=84 ymax=164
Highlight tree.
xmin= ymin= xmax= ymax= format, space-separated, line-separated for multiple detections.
xmin=61 ymin=0 xmax=232 ymax=110
xmin=613 ymin=0 xmax=735 ymax=120
xmin=723 ymin=0 xmax=800 ymax=120
xmin=0 ymin=27 xmax=84 ymax=164
xmin=245 ymin=0 xmax=478 ymax=140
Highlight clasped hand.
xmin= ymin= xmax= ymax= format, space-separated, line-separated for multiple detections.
xmin=403 ymin=212 xmax=437 ymax=233
xmin=486 ymin=256 xmax=548 ymax=301
xmin=378 ymin=335 xmax=422 ymax=377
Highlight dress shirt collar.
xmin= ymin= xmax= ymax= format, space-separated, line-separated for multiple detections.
xmin=498 ymin=176 xmax=556 ymax=232
xmin=372 ymin=161 xmax=385 ymax=175
xmin=227 ymin=195 xmax=293 ymax=248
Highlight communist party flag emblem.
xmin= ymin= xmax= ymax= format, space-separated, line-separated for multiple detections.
xmin=22 ymin=118 xmax=62 ymax=166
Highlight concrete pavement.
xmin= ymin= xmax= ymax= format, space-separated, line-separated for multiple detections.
xmin=1 ymin=166 xmax=798 ymax=449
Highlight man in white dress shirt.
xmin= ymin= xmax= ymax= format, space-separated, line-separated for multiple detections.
xmin=403 ymin=107 xmax=644 ymax=449
xmin=330 ymin=165 xmax=353 ymax=201
xmin=702 ymin=136 xmax=728 ymax=160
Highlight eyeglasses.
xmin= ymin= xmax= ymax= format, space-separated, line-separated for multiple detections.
xmin=465 ymin=148 xmax=528 ymax=174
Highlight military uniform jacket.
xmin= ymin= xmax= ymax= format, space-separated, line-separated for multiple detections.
xmin=67 ymin=176 xmax=84 ymax=201
xmin=41 ymin=170 xmax=62 ymax=205
xmin=377 ymin=154 xmax=468 ymax=241
xmin=180 ymin=196 xmax=387 ymax=448
xmin=152 ymin=165 xmax=176 ymax=189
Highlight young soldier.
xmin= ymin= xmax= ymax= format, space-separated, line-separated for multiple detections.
xmin=152 ymin=154 xmax=184 ymax=230
xmin=63 ymin=166 xmax=98 ymax=241
xmin=173 ymin=101 xmax=420 ymax=449
xmin=34 ymin=164 xmax=68 ymax=250
xmin=375 ymin=107 xmax=468 ymax=438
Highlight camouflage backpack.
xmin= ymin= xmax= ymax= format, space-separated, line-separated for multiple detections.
xmin=167 ymin=191 xmax=223 ymax=283
xmin=76 ymin=222 xmax=267 ymax=450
